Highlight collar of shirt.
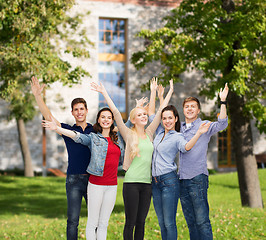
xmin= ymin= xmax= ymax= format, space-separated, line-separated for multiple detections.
xmin=72 ymin=123 xmax=94 ymax=133
xmin=181 ymin=118 xmax=201 ymax=132
xmin=157 ymin=127 xmax=177 ymax=136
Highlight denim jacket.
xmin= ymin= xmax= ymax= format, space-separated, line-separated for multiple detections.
xmin=73 ymin=132 xmax=125 ymax=176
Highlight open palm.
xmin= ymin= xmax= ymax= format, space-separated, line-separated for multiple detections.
xmin=198 ymin=122 xmax=211 ymax=134
xmin=150 ymin=77 xmax=158 ymax=92
xmin=42 ymin=117 xmax=57 ymax=131
xmin=91 ymin=82 xmax=106 ymax=94
xmin=219 ymin=83 xmax=229 ymax=101
xmin=31 ymin=76 xmax=44 ymax=96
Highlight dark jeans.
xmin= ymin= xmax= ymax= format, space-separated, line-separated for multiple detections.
xmin=123 ymin=183 xmax=152 ymax=240
xmin=152 ymin=171 xmax=179 ymax=240
xmin=66 ymin=174 xmax=89 ymax=240
xmin=180 ymin=174 xmax=213 ymax=240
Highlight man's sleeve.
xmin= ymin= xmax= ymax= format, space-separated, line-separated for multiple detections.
xmin=207 ymin=117 xmax=228 ymax=136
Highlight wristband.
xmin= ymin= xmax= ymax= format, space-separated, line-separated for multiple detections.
xmin=220 ymin=100 xmax=227 ymax=105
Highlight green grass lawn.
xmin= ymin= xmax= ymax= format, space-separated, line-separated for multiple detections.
xmin=0 ymin=169 xmax=265 ymax=240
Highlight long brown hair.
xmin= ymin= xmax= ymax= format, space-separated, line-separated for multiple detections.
xmin=161 ymin=105 xmax=181 ymax=132
xmin=93 ymin=108 xmax=118 ymax=143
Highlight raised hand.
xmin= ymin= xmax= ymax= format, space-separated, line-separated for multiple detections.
xmin=42 ymin=116 xmax=58 ymax=131
xmin=91 ymin=82 xmax=106 ymax=94
xmin=31 ymin=76 xmax=45 ymax=96
xmin=135 ymin=97 xmax=148 ymax=108
xmin=157 ymin=84 xmax=165 ymax=100
xmin=91 ymin=81 xmax=117 ymax=113
xmin=198 ymin=122 xmax=211 ymax=134
xmin=219 ymin=83 xmax=229 ymax=101
xmin=150 ymin=77 xmax=158 ymax=92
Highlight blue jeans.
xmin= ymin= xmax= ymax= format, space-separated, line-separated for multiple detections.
xmin=152 ymin=171 xmax=179 ymax=240
xmin=66 ymin=174 xmax=89 ymax=240
xmin=180 ymin=174 xmax=213 ymax=240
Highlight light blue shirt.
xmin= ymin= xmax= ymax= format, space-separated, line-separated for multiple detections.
xmin=150 ymin=115 xmax=188 ymax=177
xmin=179 ymin=117 xmax=228 ymax=179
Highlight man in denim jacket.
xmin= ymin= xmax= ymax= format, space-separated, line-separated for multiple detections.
xmin=179 ymin=83 xmax=229 ymax=240
xmin=31 ymin=77 xmax=93 ymax=240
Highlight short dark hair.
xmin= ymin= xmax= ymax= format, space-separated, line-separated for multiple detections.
xmin=161 ymin=105 xmax=181 ymax=132
xmin=182 ymin=97 xmax=201 ymax=109
xmin=71 ymin=98 xmax=87 ymax=110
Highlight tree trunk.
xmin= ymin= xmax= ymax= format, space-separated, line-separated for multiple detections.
xmin=16 ymin=118 xmax=34 ymax=177
xmin=228 ymin=92 xmax=263 ymax=208
xmin=222 ymin=0 xmax=263 ymax=208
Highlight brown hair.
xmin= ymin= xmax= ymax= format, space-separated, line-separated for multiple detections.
xmin=161 ymin=105 xmax=181 ymax=132
xmin=93 ymin=108 xmax=118 ymax=144
xmin=71 ymin=98 xmax=87 ymax=110
xmin=182 ymin=97 xmax=201 ymax=109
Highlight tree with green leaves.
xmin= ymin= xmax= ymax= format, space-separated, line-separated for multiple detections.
xmin=0 ymin=0 xmax=93 ymax=176
xmin=132 ymin=0 xmax=265 ymax=208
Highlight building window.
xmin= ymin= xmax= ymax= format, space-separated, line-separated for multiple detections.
xmin=98 ymin=18 xmax=127 ymax=118
xmin=218 ymin=124 xmax=236 ymax=167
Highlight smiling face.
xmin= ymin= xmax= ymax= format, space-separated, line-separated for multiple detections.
xmin=130 ymin=107 xmax=148 ymax=127
xmin=71 ymin=103 xmax=88 ymax=124
xmin=183 ymin=100 xmax=200 ymax=123
xmin=98 ymin=110 xmax=114 ymax=129
xmin=162 ymin=110 xmax=178 ymax=133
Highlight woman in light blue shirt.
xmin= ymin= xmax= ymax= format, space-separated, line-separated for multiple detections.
xmin=149 ymin=80 xmax=210 ymax=240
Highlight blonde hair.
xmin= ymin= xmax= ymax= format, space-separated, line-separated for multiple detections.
xmin=129 ymin=107 xmax=146 ymax=160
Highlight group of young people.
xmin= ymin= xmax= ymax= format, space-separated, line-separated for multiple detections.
xmin=31 ymin=76 xmax=228 ymax=240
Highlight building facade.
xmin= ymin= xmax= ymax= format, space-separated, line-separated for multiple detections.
xmin=0 ymin=0 xmax=265 ymax=173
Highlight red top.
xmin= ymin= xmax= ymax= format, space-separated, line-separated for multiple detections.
xmin=89 ymin=137 xmax=121 ymax=186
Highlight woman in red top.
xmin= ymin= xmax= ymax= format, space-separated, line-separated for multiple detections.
xmin=86 ymin=108 xmax=121 ymax=240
